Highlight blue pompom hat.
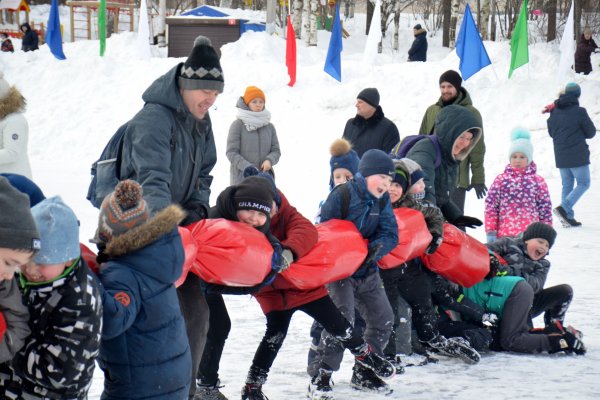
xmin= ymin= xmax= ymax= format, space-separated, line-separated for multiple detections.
xmin=31 ymin=196 xmax=80 ymax=264
xmin=509 ymin=127 xmax=533 ymax=165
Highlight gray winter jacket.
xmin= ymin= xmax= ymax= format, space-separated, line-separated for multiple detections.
xmin=0 ymin=278 xmax=30 ymax=363
xmin=406 ymin=105 xmax=482 ymax=221
xmin=226 ymin=97 xmax=280 ymax=185
xmin=119 ymin=64 xmax=217 ymax=217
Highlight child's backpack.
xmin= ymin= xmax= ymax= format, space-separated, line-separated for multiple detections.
xmin=389 ymin=135 xmax=442 ymax=168
xmin=86 ymin=115 xmax=176 ymax=208
xmin=335 ymin=181 xmax=387 ymax=219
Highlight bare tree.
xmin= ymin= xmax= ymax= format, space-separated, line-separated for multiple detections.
xmin=480 ymin=0 xmax=490 ymax=40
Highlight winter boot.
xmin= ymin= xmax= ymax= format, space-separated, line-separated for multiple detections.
xmin=426 ymin=335 xmax=481 ymax=364
xmin=352 ymin=343 xmax=396 ymax=379
xmin=307 ymin=368 xmax=335 ymax=400
xmin=194 ymin=380 xmax=228 ymax=400
xmin=387 ymin=352 xmax=429 ymax=368
xmin=350 ymin=363 xmax=393 ymax=395
xmin=241 ymin=384 xmax=269 ymax=400
xmin=553 ymin=206 xmax=574 ymax=228
xmin=548 ymin=331 xmax=586 ymax=355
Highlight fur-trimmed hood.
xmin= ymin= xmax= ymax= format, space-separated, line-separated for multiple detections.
xmin=0 ymin=86 xmax=26 ymax=119
xmin=105 ymin=204 xmax=185 ymax=257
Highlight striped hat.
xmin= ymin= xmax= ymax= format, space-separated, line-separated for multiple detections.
xmin=94 ymin=180 xmax=150 ymax=244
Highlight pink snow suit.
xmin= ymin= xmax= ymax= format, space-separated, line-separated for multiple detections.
xmin=484 ymin=161 xmax=552 ymax=238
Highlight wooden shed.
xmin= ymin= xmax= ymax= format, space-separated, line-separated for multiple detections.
xmin=166 ymin=5 xmax=265 ymax=58
xmin=0 ymin=0 xmax=30 ymax=27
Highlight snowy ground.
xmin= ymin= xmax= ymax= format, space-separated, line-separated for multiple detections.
xmin=1 ymin=7 xmax=600 ymax=399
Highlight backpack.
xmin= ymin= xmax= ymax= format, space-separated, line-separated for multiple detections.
xmin=335 ymin=181 xmax=387 ymax=220
xmin=86 ymin=115 xmax=176 ymax=208
xmin=389 ymin=135 xmax=442 ymax=169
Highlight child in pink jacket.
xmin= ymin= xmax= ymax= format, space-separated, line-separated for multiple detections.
xmin=485 ymin=128 xmax=552 ymax=242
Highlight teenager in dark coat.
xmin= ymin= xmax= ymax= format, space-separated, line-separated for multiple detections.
xmin=19 ymin=23 xmax=38 ymax=52
xmin=408 ymin=24 xmax=428 ymax=62
xmin=574 ymin=28 xmax=598 ymax=75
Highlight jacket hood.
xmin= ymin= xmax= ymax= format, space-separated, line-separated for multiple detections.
xmin=0 ymin=86 xmax=25 ymax=119
xmin=142 ymin=64 xmax=188 ymax=113
xmin=556 ymin=93 xmax=579 ymax=108
xmin=434 ymin=104 xmax=482 ymax=161
xmin=20 ymin=23 xmax=31 ymax=31
xmin=414 ymin=28 xmax=427 ymax=37
xmin=436 ymin=87 xmax=473 ymax=108
xmin=235 ymin=96 xmax=250 ymax=109
xmin=504 ymin=160 xmax=538 ymax=176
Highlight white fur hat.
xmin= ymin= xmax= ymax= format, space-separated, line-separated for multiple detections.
xmin=0 ymin=72 xmax=11 ymax=99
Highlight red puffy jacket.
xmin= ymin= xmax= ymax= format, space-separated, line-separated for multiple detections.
xmin=254 ymin=191 xmax=325 ymax=314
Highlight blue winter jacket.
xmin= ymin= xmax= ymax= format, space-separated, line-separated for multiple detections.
xmin=98 ymin=206 xmax=191 ymax=399
xmin=320 ymin=175 xmax=398 ymax=277
xmin=547 ymin=93 xmax=596 ymax=168
xmin=408 ymin=30 xmax=428 ymax=62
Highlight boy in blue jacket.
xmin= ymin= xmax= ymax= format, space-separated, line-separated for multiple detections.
xmin=308 ymin=149 xmax=398 ymax=398
xmin=95 ymin=180 xmax=191 ymax=399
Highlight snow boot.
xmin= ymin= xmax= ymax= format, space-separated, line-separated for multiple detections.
xmin=553 ymin=206 xmax=576 ymax=228
xmin=307 ymin=368 xmax=335 ymax=400
xmin=350 ymin=363 xmax=393 ymax=395
xmin=426 ymin=335 xmax=481 ymax=364
xmin=387 ymin=352 xmax=429 ymax=368
xmin=352 ymin=343 xmax=396 ymax=379
xmin=548 ymin=331 xmax=586 ymax=355
xmin=195 ymin=379 xmax=228 ymax=400
xmin=241 ymin=384 xmax=269 ymax=400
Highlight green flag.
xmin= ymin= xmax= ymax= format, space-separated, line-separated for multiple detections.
xmin=99 ymin=0 xmax=106 ymax=56
xmin=508 ymin=0 xmax=529 ymax=78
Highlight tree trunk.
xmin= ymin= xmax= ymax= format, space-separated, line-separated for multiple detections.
xmin=294 ymin=0 xmax=303 ymax=38
xmin=157 ymin=0 xmax=166 ymax=47
xmin=449 ymin=0 xmax=460 ymax=49
xmin=546 ymin=0 xmax=557 ymax=42
xmin=481 ymin=0 xmax=491 ymax=40
xmin=366 ymin=0 xmax=374 ymax=35
xmin=266 ymin=0 xmax=276 ymax=34
xmin=306 ymin=0 xmax=318 ymax=46
xmin=490 ymin=0 xmax=497 ymax=40
xmin=442 ymin=0 xmax=451 ymax=47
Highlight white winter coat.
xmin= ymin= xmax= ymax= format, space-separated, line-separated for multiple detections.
xmin=0 ymin=87 xmax=31 ymax=178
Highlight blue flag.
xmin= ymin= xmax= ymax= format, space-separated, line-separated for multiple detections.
xmin=455 ymin=4 xmax=490 ymax=80
xmin=46 ymin=0 xmax=66 ymax=60
xmin=324 ymin=4 xmax=342 ymax=81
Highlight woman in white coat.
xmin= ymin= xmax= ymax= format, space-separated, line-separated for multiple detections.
xmin=0 ymin=72 xmax=31 ymax=179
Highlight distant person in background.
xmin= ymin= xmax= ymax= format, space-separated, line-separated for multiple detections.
xmin=574 ymin=27 xmax=598 ymax=75
xmin=342 ymin=88 xmax=400 ymax=157
xmin=547 ymin=82 xmax=596 ymax=228
xmin=408 ymin=24 xmax=428 ymax=62
xmin=0 ymin=33 xmax=14 ymax=53
xmin=0 ymin=72 xmax=32 ymax=179
xmin=226 ymin=85 xmax=281 ymax=185
xmin=19 ymin=23 xmax=38 ymax=52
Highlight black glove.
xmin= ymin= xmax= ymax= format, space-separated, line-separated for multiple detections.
xmin=485 ymin=252 xmax=509 ymax=279
xmin=180 ymin=206 xmax=207 ymax=227
xmin=468 ymin=183 xmax=488 ymax=199
xmin=359 ymin=244 xmax=383 ymax=269
xmin=450 ymin=215 xmax=483 ymax=229
xmin=425 ymin=234 xmax=443 ymax=254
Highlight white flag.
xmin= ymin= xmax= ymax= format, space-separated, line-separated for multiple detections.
xmin=137 ymin=0 xmax=151 ymax=59
xmin=557 ymin=2 xmax=574 ymax=80
xmin=363 ymin=0 xmax=382 ymax=64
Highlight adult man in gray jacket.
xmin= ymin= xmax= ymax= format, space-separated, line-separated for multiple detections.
xmin=118 ymin=36 xmax=223 ymax=399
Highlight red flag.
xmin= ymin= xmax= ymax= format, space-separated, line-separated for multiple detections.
xmin=286 ymin=15 xmax=296 ymax=87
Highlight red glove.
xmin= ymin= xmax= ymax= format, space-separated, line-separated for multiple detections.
xmin=0 ymin=311 xmax=6 ymax=342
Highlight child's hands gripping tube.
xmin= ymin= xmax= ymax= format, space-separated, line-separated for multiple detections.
xmin=425 ymin=234 xmax=443 ymax=255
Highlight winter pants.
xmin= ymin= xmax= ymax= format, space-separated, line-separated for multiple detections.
xmin=176 ymin=273 xmax=210 ymax=398
xmin=309 ymin=271 xmax=393 ymax=375
xmin=559 ymin=165 xmax=591 ymax=219
xmin=531 ymin=284 xmax=573 ymax=327
xmin=197 ymin=293 xmax=231 ymax=386
xmin=380 ymin=267 xmax=414 ymax=356
xmin=249 ymin=295 xmax=362 ymax=384
xmin=499 ymin=280 xmax=551 ymax=353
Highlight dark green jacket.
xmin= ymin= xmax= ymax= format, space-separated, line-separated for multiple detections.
xmin=463 ymin=276 xmax=524 ymax=317
xmin=407 ymin=105 xmax=482 ymax=221
xmin=418 ymin=88 xmax=485 ymax=188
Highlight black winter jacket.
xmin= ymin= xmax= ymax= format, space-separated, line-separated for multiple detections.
xmin=342 ymin=106 xmax=400 ymax=157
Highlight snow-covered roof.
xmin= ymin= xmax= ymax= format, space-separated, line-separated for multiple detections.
xmin=0 ymin=0 xmax=29 ymax=12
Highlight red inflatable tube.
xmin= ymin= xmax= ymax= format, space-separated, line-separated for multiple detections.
xmin=81 ymin=243 xmax=99 ymax=275
xmin=378 ymin=208 xmax=432 ymax=269
xmin=188 ymin=219 xmax=273 ymax=287
xmin=281 ymin=220 xmax=368 ymax=290
xmin=175 ymin=226 xmax=198 ymax=288
xmin=422 ymin=223 xmax=489 ymax=288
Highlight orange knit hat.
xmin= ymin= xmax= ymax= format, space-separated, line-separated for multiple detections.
xmin=243 ymin=86 xmax=265 ymax=104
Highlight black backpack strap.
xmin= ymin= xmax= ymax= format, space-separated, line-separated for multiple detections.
xmin=337 ymin=183 xmax=351 ymax=220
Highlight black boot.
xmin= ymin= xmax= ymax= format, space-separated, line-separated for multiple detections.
xmin=241 ymin=384 xmax=268 ymax=400
xmin=351 ymin=343 xmax=397 ymax=378
xmin=307 ymin=368 xmax=335 ymax=400
xmin=548 ymin=332 xmax=586 ymax=355
xmin=350 ymin=363 xmax=393 ymax=395
xmin=426 ymin=335 xmax=481 ymax=363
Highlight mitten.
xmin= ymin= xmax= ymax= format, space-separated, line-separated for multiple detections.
xmin=541 ymin=103 xmax=556 ymax=114
xmin=486 ymin=231 xmax=497 ymax=244
xmin=359 ymin=244 xmax=384 ymax=269
xmin=271 ymin=245 xmax=292 ymax=273
xmin=450 ymin=215 xmax=483 ymax=229
xmin=481 ymin=313 xmax=499 ymax=327
xmin=243 ymin=165 xmax=260 ymax=178
xmin=180 ymin=206 xmax=207 ymax=226
xmin=0 ymin=311 xmax=6 ymax=342
xmin=486 ymin=252 xmax=509 ymax=279
xmin=468 ymin=183 xmax=488 ymax=199
xmin=425 ymin=234 xmax=443 ymax=255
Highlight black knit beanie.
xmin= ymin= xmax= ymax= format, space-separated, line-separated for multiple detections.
xmin=523 ymin=222 xmax=557 ymax=248
xmin=357 ymin=88 xmax=380 ymax=108
xmin=178 ymin=36 xmax=224 ymax=93
xmin=0 ymin=176 xmax=40 ymax=251
xmin=439 ymin=70 xmax=462 ymax=91
xmin=358 ymin=149 xmax=395 ymax=179
xmin=233 ymin=176 xmax=274 ymax=216
xmin=393 ymin=168 xmax=409 ymax=194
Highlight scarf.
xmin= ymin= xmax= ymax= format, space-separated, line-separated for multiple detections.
xmin=236 ymin=107 xmax=271 ymax=131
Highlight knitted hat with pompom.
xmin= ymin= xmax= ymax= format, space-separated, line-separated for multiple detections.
xmin=329 ymin=138 xmax=360 ymax=189
xmin=94 ymin=180 xmax=150 ymax=244
xmin=509 ymin=127 xmax=533 ymax=165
